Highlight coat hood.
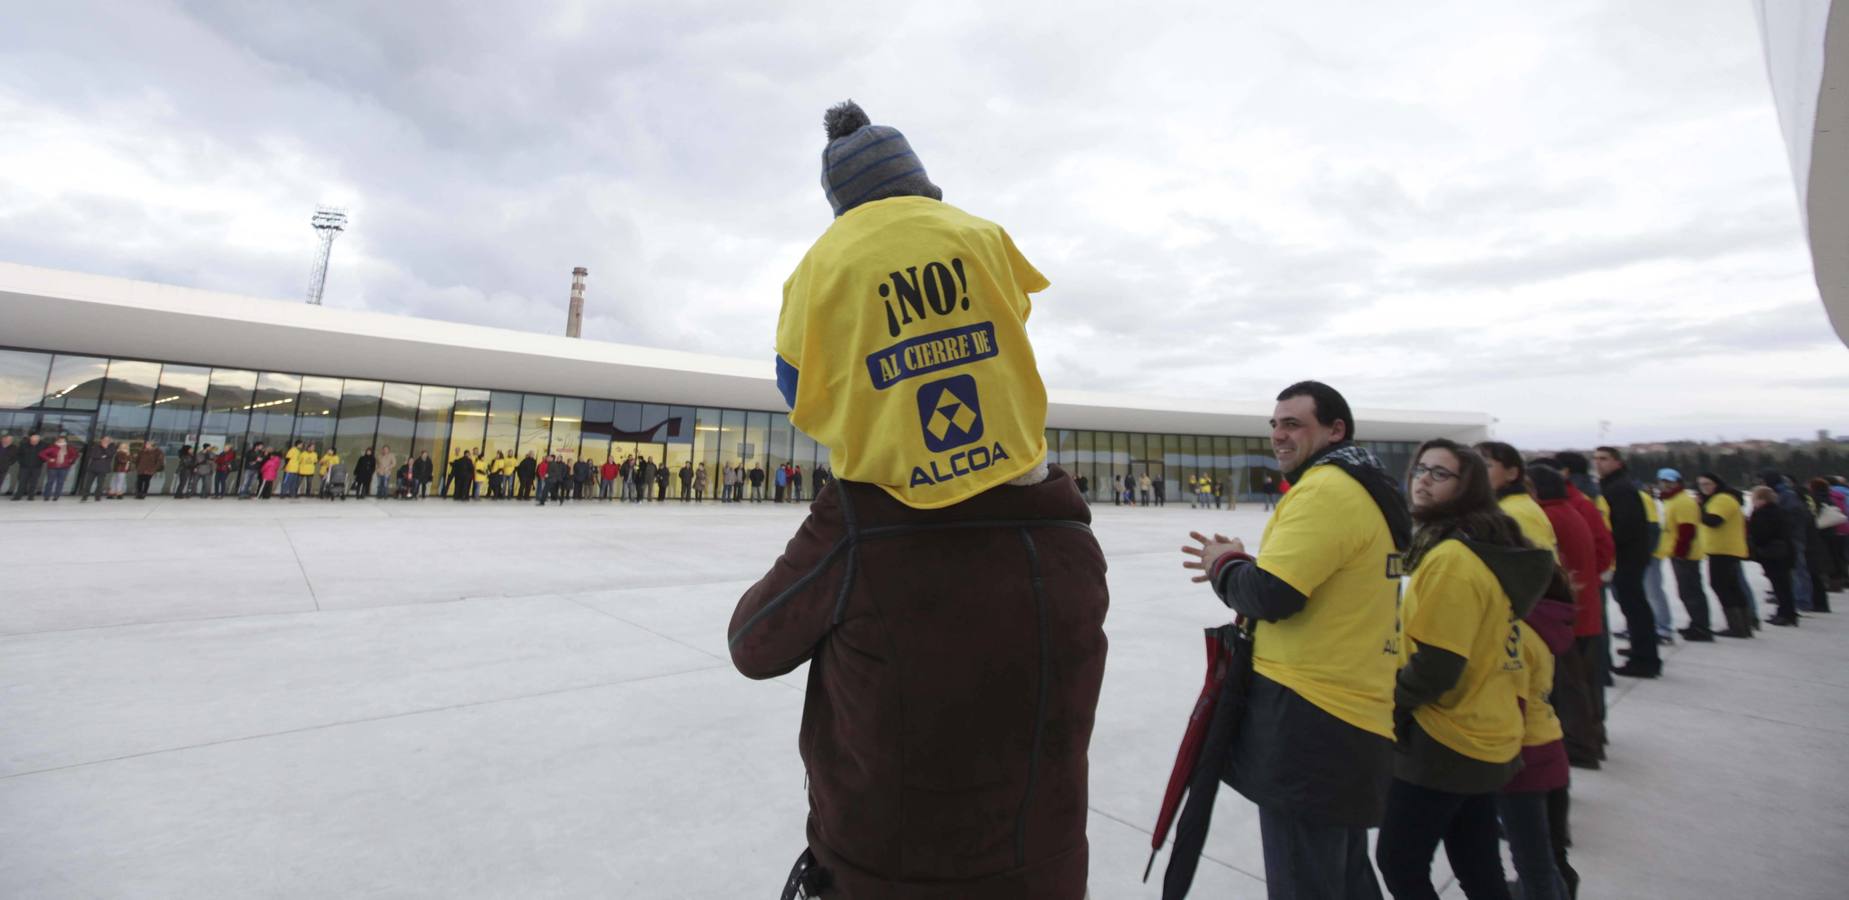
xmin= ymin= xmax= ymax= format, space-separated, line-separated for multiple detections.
xmin=1458 ymin=538 xmax=1554 ymax=619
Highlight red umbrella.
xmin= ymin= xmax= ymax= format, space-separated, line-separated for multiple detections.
xmin=1143 ymin=622 xmax=1241 ymax=882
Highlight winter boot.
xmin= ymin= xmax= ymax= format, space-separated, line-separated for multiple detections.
xmin=1717 ymin=607 xmax=1753 ymax=638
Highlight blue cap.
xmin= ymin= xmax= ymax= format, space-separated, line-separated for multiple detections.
xmin=1657 ymin=468 xmax=1682 ymax=482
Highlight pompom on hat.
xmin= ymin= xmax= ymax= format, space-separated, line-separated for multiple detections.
xmin=820 ymin=100 xmax=942 ymax=216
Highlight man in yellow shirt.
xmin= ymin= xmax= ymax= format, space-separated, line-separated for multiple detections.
xmin=1184 ymin=381 xmax=1411 ymax=897
xmin=1657 ymin=469 xmax=1714 ymax=641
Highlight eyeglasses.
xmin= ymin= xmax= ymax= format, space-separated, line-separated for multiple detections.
xmin=1411 ymin=464 xmax=1459 ymax=484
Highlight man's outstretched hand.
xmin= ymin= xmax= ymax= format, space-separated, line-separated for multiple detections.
xmin=1181 ymin=531 xmax=1246 ymax=583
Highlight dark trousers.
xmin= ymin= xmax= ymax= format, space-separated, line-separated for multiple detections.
xmin=1670 ymin=557 xmax=1712 ymax=633
xmin=1611 ymin=558 xmax=1659 ymax=667
xmin=1376 ymin=780 xmax=1508 ymax=900
xmin=1555 ymin=637 xmax=1604 ymax=765
xmin=1256 ymin=805 xmax=1381 ymax=900
xmin=1761 ymin=560 xmax=1797 ymax=620
xmin=11 ymin=467 xmax=43 ymax=498
xmin=134 ymin=473 xmax=153 ymax=498
xmin=518 ymin=475 xmax=533 ymax=500
xmin=1496 ymin=792 xmax=1569 ymax=900
xmin=1708 ymin=555 xmax=1749 ymax=610
xmin=81 ymin=470 xmax=109 ymax=499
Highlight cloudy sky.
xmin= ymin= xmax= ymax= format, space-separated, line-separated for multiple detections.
xmin=2 ymin=0 xmax=1844 ymax=447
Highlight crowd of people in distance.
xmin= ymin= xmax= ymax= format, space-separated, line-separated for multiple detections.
xmin=0 ymin=433 xmax=834 ymax=506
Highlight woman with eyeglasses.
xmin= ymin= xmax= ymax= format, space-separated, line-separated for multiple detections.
xmin=1376 ymin=439 xmax=1563 ymax=900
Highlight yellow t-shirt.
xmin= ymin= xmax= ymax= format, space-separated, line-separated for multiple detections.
xmin=1699 ymin=492 xmax=1748 ymax=558
xmin=1252 ymin=463 xmax=1401 ymax=740
xmin=777 ymin=196 xmax=1049 ymax=509
xmin=1515 ymin=623 xmax=1562 ymax=747
xmin=284 ymin=447 xmax=301 ymax=474
xmin=295 ymin=451 xmax=319 ymax=476
xmin=1399 ymin=539 xmax=1525 ymax=764
xmin=319 ymin=452 xmax=340 ymax=476
xmin=1498 ymin=493 xmax=1557 ymax=555
xmin=1659 ymin=491 xmax=1705 ymax=561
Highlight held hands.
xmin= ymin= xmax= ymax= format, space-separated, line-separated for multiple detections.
xmin=1181 ymin=531 xmax=1246 ymax=584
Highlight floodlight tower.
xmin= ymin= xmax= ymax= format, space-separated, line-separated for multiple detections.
xmin=306 ymin=206 xmax=349 ymax=305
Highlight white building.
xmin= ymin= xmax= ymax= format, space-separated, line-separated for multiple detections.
xmin=0 ymin=261 xmax=1489 ymax=499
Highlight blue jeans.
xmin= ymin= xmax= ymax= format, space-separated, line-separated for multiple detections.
xmin=1644 ymin=559 xmax=1675 ymax=637
xmin=43 ymin=467 xmax=70 ymax=498
xmin=1497 ymin=792 xmax=1568 ymax=900
xmin=1791 ymin=544 xmax=1813 ymax=611
xmin=281 ymin=472 xmax=299 ymax=497
xmin=377 ymin=474 xmax=391 ymax=497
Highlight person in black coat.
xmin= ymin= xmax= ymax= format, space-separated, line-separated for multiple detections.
xmin=516 ymin=452 xmax=537 ymax=500
xmin=448 ymin=453 xmax=474 ymax=501
xmin=353 ymin=448 xmax=377 ymax=498
xmin=574 ymin=458 xmax=593 ymax=500
xmin=1595 ymin=446 xmax=1660 ymax=678
xmin=1749 ymin=486 xmax=1800 ymax=626
xmin=654 ymin=462 xmax=669 ymax=501
xmin=540 ymin=454 xmax=569 ymax=506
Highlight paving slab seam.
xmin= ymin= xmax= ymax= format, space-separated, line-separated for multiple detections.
xmin=1086 ymin=802 xmax=1268 ymax=886
xmin=0 ymin=661 xmax=734 ymax=782
xmin=277 ymin=521 xmax=322 ymax=613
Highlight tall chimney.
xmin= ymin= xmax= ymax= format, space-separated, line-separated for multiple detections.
xmin=566 ymin=267 xmax=587 ymax=338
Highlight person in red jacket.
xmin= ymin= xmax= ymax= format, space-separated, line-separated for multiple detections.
xmin=599 ymin=458 xmax=619 ymax=500
xmin=37 ymin=435 xmax=80 ymax=500
xmin=1530 ymin=464 xmax=1606 ymax=771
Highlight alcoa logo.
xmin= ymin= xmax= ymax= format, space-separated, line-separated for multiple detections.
xmin=917 ymin=374 xmax=984 ymax=453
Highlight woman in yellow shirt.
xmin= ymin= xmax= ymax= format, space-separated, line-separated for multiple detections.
xmin=1477 ymin=440 xmax=1558 ymax=554
xmin=1377 ymin=438 xmax=1562 ymax=899
xmin=295 ymin=443 xmax=320 ymax=498
xmin=1697 ymin=472 xmax=1754 ymax=638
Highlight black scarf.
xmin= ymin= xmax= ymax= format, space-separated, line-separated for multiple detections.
xmin=1289 ymin=441 xmax=1412 ymax=552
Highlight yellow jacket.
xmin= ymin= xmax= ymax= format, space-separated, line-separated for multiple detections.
xmin=294 ymin=451 xmax=319 ymax=476
xmin=318 ymin=452 xmax=341 ymax=477
xmin=1698 ymin=492 xmax=1748 ymax=558
xmin=1659 ymin=490 xmax=1705 ymax=561
xmin=1499 ymin=492 xmax=1557 ymax=554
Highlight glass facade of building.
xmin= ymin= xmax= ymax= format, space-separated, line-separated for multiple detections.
xmin=0 ymin=347 xmax=1417 ymax=501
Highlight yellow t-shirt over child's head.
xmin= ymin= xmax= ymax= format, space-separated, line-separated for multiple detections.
xmin=776 ymin=102 xmax=1051 ymax=510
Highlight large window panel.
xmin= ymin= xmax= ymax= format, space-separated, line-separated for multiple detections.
xmin=517 ymin=393 xmax=553 ymax=457
xmin=293 ymin=376 xmax=342 ymax=451
xmin=639 ymin=403 xmax=674 ymax=446
xmin=147 ymin=364 xmax=209 ymax=489
xmin=768 ymin=414 xmax=793 ymax=475
xmin=612 ymin=401 xmax=642 ymax=441
xmin=0 ymin=350 xmax=51 ymax=409
xmin=100 ymin=359 xmax=161 ymax=441
xmin=375 ymin=383 xmax=420 ymax=464
xmin=201 ymin=368 xmax=256 ymax=451
xmin=718 ymin=409 xmax=745 ymax=470
xmin=335 ymin=379 xmax=382 ymax=461
xmin=694 ymin=407 xmax=721 ymax=478
xmin=39 ymin=354 xmax=108 ymax=411
xmin=1162 ymin=433 xmax=1181 ymax=500
xmin=246 ymin=372 xmax=301 ymax=451
xmin=451 ymin=389 xmax=489 ymax=461
xmin=484 ymin=391 xmax=522 ymax=461
xmin=412 ymin=386 xmax=456 ymax=471
xmin=552 ymin=397 xmax=584 ymax=459
xmin=744 ymin=410 xmax=770 ymax=474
